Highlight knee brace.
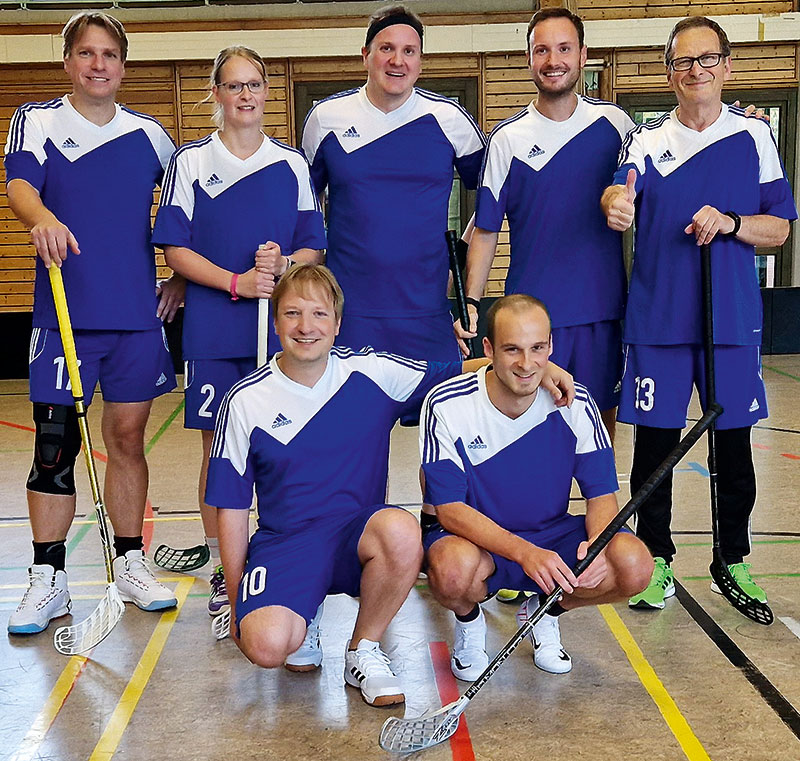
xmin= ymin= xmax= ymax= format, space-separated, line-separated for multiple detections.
xmin=27 ymin=403 xmax=81 ymax=496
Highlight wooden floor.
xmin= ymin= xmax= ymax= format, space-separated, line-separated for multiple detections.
xmin=1 ymin=357 xmax=799 ymax=761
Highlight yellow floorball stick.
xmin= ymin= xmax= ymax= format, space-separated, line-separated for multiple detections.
xmin=48 ymin=263 xmax=124 ymax=655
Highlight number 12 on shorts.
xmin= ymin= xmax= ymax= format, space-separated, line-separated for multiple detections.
xmin=240 ymin=566 xmax=267 ymax=602
xmin=634 ymin=376 xmax=655 ymax=411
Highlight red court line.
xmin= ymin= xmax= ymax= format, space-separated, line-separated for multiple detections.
xmin=0 ymin=419 xmax=155 ymax=549
xmin=753 ymin=443 xmax=769 ymax=450
xmin=782 ymin=453 xmax=800 ymax=461
xmin=429 ymin=641 xmax=476 ymax=761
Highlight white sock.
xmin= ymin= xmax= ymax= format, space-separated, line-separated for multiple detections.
xmin=205 ymin=536 xmax=220 ymax=567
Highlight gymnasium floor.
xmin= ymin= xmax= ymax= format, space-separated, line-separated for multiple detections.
xmin=1 ymin=357 xmax=799 ymax=761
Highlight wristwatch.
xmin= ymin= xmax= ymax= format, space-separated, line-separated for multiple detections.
xmin=724 ymin=211 xmax=742 ymax=236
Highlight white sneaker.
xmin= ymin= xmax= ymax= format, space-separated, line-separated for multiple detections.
xmin=517 ymin=596 xmax=572 ymax=674
xmin=450 ymin=607 xmax=489 ymax=681
xmin=344 ymin=639 xmax=404 ymax=706
xmin=285 ymin=603 xmax=323 ymax=672
xmin=113 ymin=550 xmax=177 ymax=611
xmin=8 ymin=564 xmax=71 ymax=634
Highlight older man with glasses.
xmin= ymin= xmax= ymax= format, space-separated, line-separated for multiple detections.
xmin=601 ymin=16 xmax=796 ymax=611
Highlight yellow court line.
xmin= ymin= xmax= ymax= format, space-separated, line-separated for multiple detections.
xmin=88 ymin=577 xmax=194 ymax=761
xmin=599 ymin=605 xmax=712 ymax=761
xmin=0 ymin=516 xmax=202 ymax=529
xmin=1 ymin=577 xmax=181 ymax=590
xmin=9 ymin=656 xmax=89 ymax=761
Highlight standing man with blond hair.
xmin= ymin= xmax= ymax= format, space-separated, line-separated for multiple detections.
xmin=602 ymin=16 xmax=796 ymax=610
xmin=5 ymin=11 xmax=182 ymax=634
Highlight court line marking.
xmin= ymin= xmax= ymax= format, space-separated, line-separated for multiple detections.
xmin=0 ymin=516 xmax=203 ymax=529
xmin=599 ymin=605 xmax=712 ymax=760
xmin=88 ymin=577 xmax=194 ymax=761
xmin=674 ymin=581 xmax=800 ymax=740
xmin=428 ymin=641 xmax=475 ymax=761
xmin=779 ymin=616 xmax=800 ymax=641
xmin=9 ymin=655 xmax=89 ymax=761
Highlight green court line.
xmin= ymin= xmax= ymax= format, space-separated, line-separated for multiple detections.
xmin=677 ymin=538 xmax=800 ymax=547
xmin=763 ymin=364 xmax=800 ymax=383
xmin=66 ymin=398 xmax=184 ymax=558
xmin=682 ymin=572 xmax=800 ymax=581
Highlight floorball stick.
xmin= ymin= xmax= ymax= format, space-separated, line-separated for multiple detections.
xmin=701 ymin=242 xmax=772 ymax=625
xmin=446 ymin=230 xmax=478 ymax=359
xmin=380 ymin=403 xmax=721 ymax=753
xmin=48 ymin=265 xmax=124 ymax=655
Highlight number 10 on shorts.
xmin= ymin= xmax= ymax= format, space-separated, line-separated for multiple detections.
xmin=240 ymin=566 xmax=267 ymax=602
xmin=634 ymin=376 xmax=655 ymax=411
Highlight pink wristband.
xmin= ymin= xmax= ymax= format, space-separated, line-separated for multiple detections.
xmin=230 ymin=273 xmax=240 ymax=301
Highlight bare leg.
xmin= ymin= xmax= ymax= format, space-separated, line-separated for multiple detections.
xmin=28 ymin=491 xmax=75 ymax=542
xmin=601 ymin=407 xmax=617 ymax=446
xmin=426 ymin=535 xmax=495 ymax=615
xmin=239 ymin=605 xmax=306 ymax=668
xmin=101 ymin=401 xmax=152 ymax=537
xmin=349 ymin=508 xmax=423 ymax=645
xmin=198 ymin=429 xmax=218 ymax=539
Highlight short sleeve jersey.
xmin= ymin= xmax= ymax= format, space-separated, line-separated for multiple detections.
xmin=421 ymin=367 xmax=618 ymax=533
xmin=302 ymin=87 xmax=486 ymax=318
xmin=205 ymin=347 xmax=461 ymax=532
xmin=153 ymin=132 xmax=326 ymax=360
xmin=613 ymin=105 xmax=797 ymax=346
xmin=476 ymin=97 xmax=634 ymax=328
xmin=4 ymin=96 xmax=175 ymax=331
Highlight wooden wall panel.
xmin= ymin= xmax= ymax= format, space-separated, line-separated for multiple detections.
xmin=0 ymin=64 xmax=177 ymax=312
xmin=614 ymin=43 xmax=799 ymax=93
xmin=580 ymin=0 xmax=792 ymax=21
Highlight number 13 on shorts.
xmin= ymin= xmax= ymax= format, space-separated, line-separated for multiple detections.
xmin=634 ymin=376 xmax=655 ymax=411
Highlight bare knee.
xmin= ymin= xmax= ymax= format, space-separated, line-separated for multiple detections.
xmin=362 ymin=509 xmax=423 ymax=569
xmin=240 ymin=616 xmax=303 ymax=669
xmin=608 ymin=534 xmax=654 ymax=598
xmin=102 ymin=405 xmax=149 ymax=458
xmin=427 ymin=539 xmax=483 ymax=603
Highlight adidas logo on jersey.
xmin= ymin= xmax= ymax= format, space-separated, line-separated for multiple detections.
xmin=527 ymin=144 xmax=545 ymax=158
xmin=342 ymin=126 xmax=360 ymax=138
xmin=156 ymin=372 xmax=168 ymax=386
xmin=467 ymin=435 xmax=487 ymax=450
xmin=272 ymin=413 xmax=292 ymax=429
xmin=205 ymin=173 xmax=223 ymax=187
xmin=657 ymin=149 xmax=676 ymax=164
xmin=61 ymin=137 xmax=79 ymax=149
xmin=749 ymin=398 xmax=760 ymax=413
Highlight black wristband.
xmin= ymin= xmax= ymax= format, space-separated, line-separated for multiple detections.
xmin=465 ymin=297 xmax=481 ymax=310
xmin=724 ymin=211 xmax=741 ymax=236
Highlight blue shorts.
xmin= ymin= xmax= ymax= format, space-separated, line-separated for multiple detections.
xmin=336 ymin=312 xmax=461 ymax=363
xmin=184 ymin=357 xmax=257 ymax=430
xmin=550 ymin=321 xmax=622 ymax=412
xmin=235 ymin=504 xmax=399 ymax=630
xmin=28 ymin=327 xmax=176 ymax=405
xmin=422 ymin=514 xmax=587 ymax=597
xmin=618 ymin=344 xmax=767 ymax=430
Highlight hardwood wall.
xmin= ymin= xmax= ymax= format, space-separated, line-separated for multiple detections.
xmin=1 ymin=38 xmax=798 ymax=309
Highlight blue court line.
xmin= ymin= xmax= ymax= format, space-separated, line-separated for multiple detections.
xmin=688 ymin=461 xmax=709 ymax=477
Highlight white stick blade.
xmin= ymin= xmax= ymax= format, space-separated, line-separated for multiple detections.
xmin=379 ymin=699 xmax=466 ymax=753
xmin=53 ymin=583 xmax=124 ymax=655
xmin=212 ymin=607 xmax=231 ymax=640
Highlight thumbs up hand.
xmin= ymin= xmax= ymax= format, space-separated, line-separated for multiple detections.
xmin=602 ymin=168 xmax=637 ymax=232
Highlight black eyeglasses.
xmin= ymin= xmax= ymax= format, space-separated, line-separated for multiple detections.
xmin=668 ymin=53 xmax=725 ymax=72
xmin=216 ymin=80 xmax=266 ymax=94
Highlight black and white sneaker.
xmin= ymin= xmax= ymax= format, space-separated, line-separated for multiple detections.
xmin=517 ymin=596 xmax=572 ymax=674
xmin=450 ymin=607 xmax=489 ymax=681
xmin=344 ymin=639 xmax=404 ymax=706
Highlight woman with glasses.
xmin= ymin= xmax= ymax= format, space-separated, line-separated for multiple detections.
xmin=152 ymin=46 xmax=326 ymax=626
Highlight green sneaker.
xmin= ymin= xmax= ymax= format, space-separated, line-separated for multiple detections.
xmin=496 ymin=589 xmax=533 ymax=604
xmin=628 ymin=557 xmax=675 ymax=610
xmin=711 ymin=562 xmax=767 ymax=604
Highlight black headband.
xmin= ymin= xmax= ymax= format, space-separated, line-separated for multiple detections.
xmin=365 ymin=13 xmax=424 ymax=49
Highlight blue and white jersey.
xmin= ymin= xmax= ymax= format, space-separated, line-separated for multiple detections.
xmin=4 ymin=95 xmax=175 ymax=331
xmin=153 ymin=132 xmax=326 ymax=360
xmin=476 ymin=96 xmax=633 ymax=328
xmin=205 ymin=347 xmax=460 ymax=532
xmin=302 ymin=86 xmax=486 ymax=318
xmin=614 ymin=104 xmax=797 ymax=346
xmin=421 ymin=366 xmax=617 ymax=533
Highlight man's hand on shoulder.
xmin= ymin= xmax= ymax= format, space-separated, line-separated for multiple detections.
xmin=542 ymin=361 xmax=574 ymax=408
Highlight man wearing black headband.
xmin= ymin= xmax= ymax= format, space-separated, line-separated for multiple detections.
xmin=302 ymin=4 xmax=486 ymax=365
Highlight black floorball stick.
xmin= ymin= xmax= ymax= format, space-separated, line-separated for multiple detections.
xmin=380 ymin=402 xmax=721 ymax=753
xmin=446 ymin=230 xmax=478 ymax=359
xmin=701 ymin=242 xmax=773 ymax=625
